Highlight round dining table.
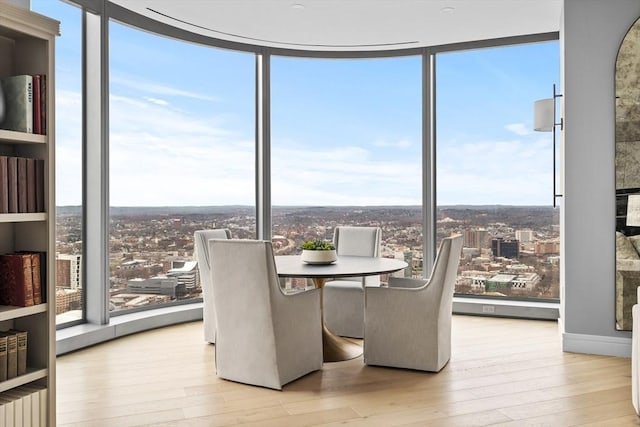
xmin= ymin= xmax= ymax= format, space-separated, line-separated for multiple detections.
xmin=275 ymin=255 xmax=408 ymax=362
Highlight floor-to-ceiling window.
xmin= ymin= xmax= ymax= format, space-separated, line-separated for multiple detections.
xmin=31 ymin=0 xmax=85 ymax=326
xmin=47 ymin=0 xmax=560 ymax=350
xmin=435 ymin=41 xmax=560 ymax=301
xmin=271 ymin=56 xmax=423 ymax=288
xmin=108 ymin=21 xmax=255 ymax=313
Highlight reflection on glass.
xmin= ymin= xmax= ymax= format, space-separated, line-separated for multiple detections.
xmin=436 ymin=41 xmax=560 ymax=301
xmin=108 ymin=21 xmax=255 ymax=313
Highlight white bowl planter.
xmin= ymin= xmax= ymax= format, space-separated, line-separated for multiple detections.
xmin=301 ymin=249 xmax=337 ymax=264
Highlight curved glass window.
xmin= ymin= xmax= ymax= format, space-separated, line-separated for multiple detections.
xmin=436 ymin=41 xmax=560 ymax=301
xmin=271 ymin=56 xmax=423 ymax=289
xmin=108 ymin=20 xmax=255 ymax=313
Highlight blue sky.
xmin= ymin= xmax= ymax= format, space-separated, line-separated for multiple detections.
xmin=32 ymin=0 xmax=559 ymax=207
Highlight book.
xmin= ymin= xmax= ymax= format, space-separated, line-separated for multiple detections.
xmin=0 ymin=253 xmax=34 ymax=307
xmin=0 ymin=397 xmax=15 ymax=427
xmin=35 ymin=159 xmax=44 ymax=212
xmin=26 ymin=158 xmax=36 ymax=213
xmin=0 ymin=334 xmax=7 ymax=381
xmin=7 ymin=156 xmax=17 ymax=213
xmin=17 ymin=385 xmax=46 ymax=427
xmin=32 ymin=74 xmax=41 ymax=134
xmin=39 ymin=74 xmax=46 ymax=135
xmin=17 ymin=251 xmax=43 ymax=304
xmin=0 ymin=75 xmax=33 ymax=133
xmin=17 ymin=157 xmax=27 ymax=213
xmin=9 ymin=329 xmax=27 ymax=376
xmin=2 ymin=388 xmax=30 ymax=427
xmin=0 ymin=331 xmax=18 ymax=379
xmin=0 ymin=155 xmax=8 ymax=213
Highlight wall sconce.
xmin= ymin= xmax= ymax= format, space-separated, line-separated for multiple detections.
xmin=534 ymin=83 xmax=563 ymax=207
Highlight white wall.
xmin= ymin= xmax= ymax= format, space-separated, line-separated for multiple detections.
xmin=562 ymin=0 xmax=640 ymax=356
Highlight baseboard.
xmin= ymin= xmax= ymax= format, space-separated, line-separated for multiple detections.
xmin=57 ymin=303 xmax=203 ymax=355
xmin=453 ymin=297 xmax=559 ymax=320
xmin=562 ymin=332 xmax=631 ymax=357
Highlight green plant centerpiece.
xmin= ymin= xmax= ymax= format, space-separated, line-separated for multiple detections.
xmin=300 ymin=239 xmax=337 ymax=264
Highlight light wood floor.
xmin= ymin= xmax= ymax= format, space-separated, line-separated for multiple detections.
xmin=56 ymin=316 xmax=637 ymax=426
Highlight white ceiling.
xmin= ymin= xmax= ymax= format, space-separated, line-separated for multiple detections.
xmin=110 ymin=0 xmax=562 ymax=52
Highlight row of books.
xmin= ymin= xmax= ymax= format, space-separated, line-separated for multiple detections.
xmin=0 ymin=330 xmax=27 ymax=382
xmin=0 ymin=156 xmax=45 ymax=214
xmin=0 ymin=252 xmax=45 ymax=308
xmin=0 ymin=74 xmax=47 ymax=135
xmin=0 ymin=384 xmax=47 ymax=427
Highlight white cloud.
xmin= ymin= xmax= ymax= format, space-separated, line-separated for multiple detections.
xmin=110 ymin=73 xmax=219 ymax=102
xmin=372 ymin=138 xmax=413 ymax=149
xmin=144 ymin=97 xmax=169 ymax=106
xmin=505 ymin=123 xmax=531 ymax=136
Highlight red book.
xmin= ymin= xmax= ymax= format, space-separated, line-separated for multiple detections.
xmin=0 ymin=155 xmax=8 ymax=213
xmin=7 ymin=156 xmax=17 ymax=213
xmin=0 ymin=253 xmax=34 ymax=307
xmin=32 ymin=74 xmax=41 ymax=134
xmin=17 ymin=251 xmax=43 ymax=304
xmin=16 ymin=157 xmax=27 ymax=213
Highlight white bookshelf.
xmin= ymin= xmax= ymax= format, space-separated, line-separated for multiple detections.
xmin=0 ymin=2 xmax=58 ymax=426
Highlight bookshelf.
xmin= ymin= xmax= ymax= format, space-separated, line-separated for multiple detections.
xmin=0 ymin=2 xmax=58 ymax=426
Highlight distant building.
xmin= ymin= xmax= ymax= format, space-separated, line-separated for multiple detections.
xmin=167 ymin=260 xmax=198 ymax=290
xmin=535 ymin=240 xmax=560 ymax=255
xmin=485 ymin=274 xmax=516 ymax=292
xmin=57 ymin=253 xmax=82 ymax=290
xmin=515 ymin=229 xmax=534 ymax=243
xmin=491 ymin=237 xmax=519 ymax=259
xmin=127 ymin=276 xmax=186 ymax=298
xmin=463 ymin=229 xmax=488 ymax=250
xmin=56 ymin=288 xmax=82 ymax=314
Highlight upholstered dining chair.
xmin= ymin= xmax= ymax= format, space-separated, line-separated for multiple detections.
xmin=194 ymin=229 xmax=231 ymax=344
xmin=209 ymin=239 xmax=323 ymax=390
xmin=632 ymin=286 xmax=640 ymax=415
xmin=363 ymin=235 xmax=463 ymax=372
xmin=323 ymin=226 xmax=382 ymax=338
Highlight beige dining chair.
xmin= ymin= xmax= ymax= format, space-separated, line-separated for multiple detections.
xmin=209 ymin=239 xmax=323 ymax=389
xmin=323 ymin=226 xmax=382 ymax=338
xmin=194 ymin=228 xmax=231 ymax=343
xmin=364 ymin=235 xmax=463 ymax=372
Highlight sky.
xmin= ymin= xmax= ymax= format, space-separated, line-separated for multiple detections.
xmin=32 ymin=0 xmax=559 ymax=207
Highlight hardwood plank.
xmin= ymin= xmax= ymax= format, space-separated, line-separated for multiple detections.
xmin=55 ymin=316 xmax=638 ymax=426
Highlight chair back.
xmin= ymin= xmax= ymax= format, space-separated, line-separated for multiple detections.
xmin=333 ymin=226 xmax=382 ymax=286
xmin=194 ymin=229 xmax=231 ymax=343
xmin=208 ymin=239 xmax=282 ymax=386
xmin=333 ymin=226 xmax=381 ymax=257
xmin=194 ymin=229 xmax=232 ymax=287
xmin=428 ymin=235 xmax=463 ymax=314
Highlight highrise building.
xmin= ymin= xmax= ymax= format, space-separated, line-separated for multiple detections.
xmin=463 ymin=228 xmax=489 ymax=249
xmin=491 ymin=237 xmax=520 ymax=259
xmin=56 ymin=253 xmax=82 ymax=290
xmin=516 ymin=229 xmax=534 ymax=243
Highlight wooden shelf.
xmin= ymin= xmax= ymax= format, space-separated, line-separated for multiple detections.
xmin=0 ymin=303 xmax=47 ymax=322
xmin=0 ymin=213 xmax=47 ymax=223
xmin=0 ymin=368 xmax=47 ymax=393
xmin=0 ymin=129 xmax=47 ymax=144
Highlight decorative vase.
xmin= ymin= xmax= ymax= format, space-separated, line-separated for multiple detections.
xmin=301 ymin=249 xmax=337 ymax=264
